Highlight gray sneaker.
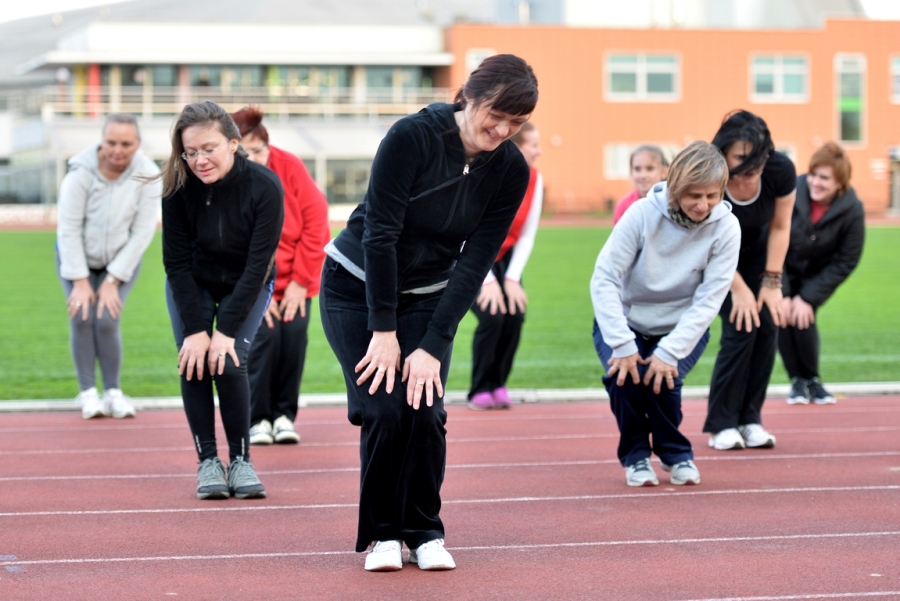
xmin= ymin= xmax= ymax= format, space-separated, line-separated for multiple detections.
xmin=660 ymin=459 xmax=701 ymax=485
xmin=197 ymin=457 xmax=229 ymax=500
xmin=227 ymin=457 xmax=266 ymax=499
xmin=625 ymin=458 xmax=659 ymax=487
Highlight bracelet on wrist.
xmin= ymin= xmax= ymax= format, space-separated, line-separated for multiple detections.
xmin=760 ymin=271 xmax=782 ymax=289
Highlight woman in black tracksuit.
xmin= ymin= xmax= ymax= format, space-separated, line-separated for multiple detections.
xmin=161 ymin=101 xmax=284 ymax=501
xmin=320 ymin=54 xmax=537 ymax=572
xmin=780 ymin=142 xmax=865 ymax=405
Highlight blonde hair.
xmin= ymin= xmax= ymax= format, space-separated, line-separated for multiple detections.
xmin=160 ymin=101 xmax=242 ymax=198
xmin=666 ymin=141 xmax=729 ymax=206
xmin=630 ymin=144 xmax=669 ymax=169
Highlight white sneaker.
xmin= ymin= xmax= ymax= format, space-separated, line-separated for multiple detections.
xmin=78 ymin=388 xmax=107 ymax=419
xmin=364 ymin=540 xmax=402 ymax=572
xmin=272 ymin=415 xmax=300 ymax=444
xmin=409 ymin=538 xmax=456 ymax=571
xmin=708 ymin=428 xmax=746 ymax=450
xmin=739 ymin=423 xmax=776 ymax=448
xmin=249 ymin=420 xmax=274 ymax=445
xmin=625 ymin=458 xmax=659 ymax=487
xmin=103 ymin=388 xmax=135 ymax=418
xmin=660 ymin=460 xmax=701 ymax=485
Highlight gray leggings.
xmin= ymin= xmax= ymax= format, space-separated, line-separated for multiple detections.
xmin=57 ymin=254 xmax=140 ymax=391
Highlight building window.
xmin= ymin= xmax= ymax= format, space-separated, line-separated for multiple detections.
xmin=750 ymin=55 xmax=808 ymax=102
xmin=891 ymin=57 xmax=900 ymax=103
xmin=835 ymin=54 xmax=865 ymax=144
xmin=327 ymin=159 xmax=372 ymax=205
xmin=605 ymin=53 xmax=679 ymax=102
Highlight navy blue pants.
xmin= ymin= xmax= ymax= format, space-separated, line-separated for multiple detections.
xmin=320 ymin=258 xmax=450 ymax=553
xmin=593 ymin=321 xmax=709 ymax=467
xmin=166 ymin=280 xmax=271 ymax=463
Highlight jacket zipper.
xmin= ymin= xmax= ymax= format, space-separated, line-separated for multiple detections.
xmin=438 ymin=162 xmax=471 ymax=232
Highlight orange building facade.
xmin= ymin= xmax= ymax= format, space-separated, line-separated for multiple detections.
xmin=445 ymin=19 xmax=900 ymax=215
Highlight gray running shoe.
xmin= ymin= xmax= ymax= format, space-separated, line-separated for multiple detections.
xmin=197 ymin=457 xmax=229 ymax=500
xmin=227 ymin=457 xmax=266 ymax=499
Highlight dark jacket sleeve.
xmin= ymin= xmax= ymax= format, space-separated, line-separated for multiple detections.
xmin=162 ymin=190 xmax=206 ymax=337
xmin=361 ymin=123 xmax=424 ymax=332
xmin=799 ymin=202 xmax=865 ymax=308
xmin=418 ymin=152 xmax=530 ymax=359
xmin=216 ymin=175 xmax=284 ymax=337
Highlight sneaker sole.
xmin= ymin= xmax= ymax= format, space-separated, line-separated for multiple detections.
xmin=197 ymin=488 xmax=230 ymax=500
xmin=626 ymin=478 xmax=659 ymax=487
xmin=409 ymin=557 xmax=455 ymax=570
xmin=231 ymin=487 xmax=267 ymax=499
xmin=670 ymin=476 xmax=700 ymax=485
xmin=274 ymin=433 xmax=300 ymax=444
xmin=709 ymin=440 xmax=746 ymax=450
xmin=111 ymin=411 xmax=135 ymax=418
xmin=249 ymin=436 xmax=274 ymax=445
xmin=365 ymin=561 xmax=402 ymax=572
xmin=745 ymin=439 xmax=776 ymax=449
xmin=786 ymin=397 xmax=810 ymax=405
xmin=82 ymin=410 xmax=107 ymax=419
xmin=813 ymin=398 xmax=837 ymax=405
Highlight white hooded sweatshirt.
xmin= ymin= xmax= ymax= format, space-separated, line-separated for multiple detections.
xmin=591 ymin=181 xmax=741 ymax=366
xmin=57 ymin=144 xmax=161 ymax=283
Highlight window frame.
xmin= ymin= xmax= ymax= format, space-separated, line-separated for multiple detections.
xmin=834 ymin=53 xmax=867 ymax=148
xmin=604 ymin=52 xmax=681 ymax=103
xmin=890 ymin=56 xmax=900 ymax=104
xmin=749 ymin=54 xmax=810 ymax=104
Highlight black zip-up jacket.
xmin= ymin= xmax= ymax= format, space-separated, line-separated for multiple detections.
xmin=163 ymin=154 xmax=284 ymax=338
xmin=782 ymin=174 xmax=865 ymax=308
xmin=330 ymin=102 xmax=530 ymax=359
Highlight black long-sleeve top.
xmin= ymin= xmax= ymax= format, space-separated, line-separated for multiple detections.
xmin=162 ymin=154 xmax=284 ymax=338
xmin=782 ymin=174 xmax=865 ymax=308
xmin=329 ymin=102 xmax=530 ymax=359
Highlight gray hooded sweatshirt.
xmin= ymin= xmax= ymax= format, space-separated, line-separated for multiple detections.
xmin=591 ymin=181 xmax=741 ymax=366
xmin=57 ymin=144 xmax=161 ymax=283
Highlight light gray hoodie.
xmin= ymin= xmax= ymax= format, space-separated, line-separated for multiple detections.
xmin=591 ymin=181 xmax=741 ymax=366
xmin=57 ymin=144 xmax=161 ymax=283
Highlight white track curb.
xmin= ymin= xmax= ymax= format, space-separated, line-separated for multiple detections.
xmin=1 ymin=382 xmax=899 ymax=413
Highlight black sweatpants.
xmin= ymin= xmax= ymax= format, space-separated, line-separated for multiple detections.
xmin=778 ymin=316 xmax=821 ymax=380
xmin=469 ymin=251 xmax=525 ymax=398
xmin=166 ymin=280 xmax=272 ymax=463
xmin=704 ymin=252 xmax=778 ymax=433
xmin=319 ymin=258 xmax=450 ymax=553
xmin=248 ymin=298 xmax=312 ymax=425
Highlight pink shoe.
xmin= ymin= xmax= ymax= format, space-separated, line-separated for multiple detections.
xmin=469 ymin=391 xmax=494 ymax=410
xmin=492 ymin=387 xmax=512 ymax=409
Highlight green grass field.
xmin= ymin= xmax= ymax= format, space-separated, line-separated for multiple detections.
xmin=1 ymin=226 xmax=898 ymax=400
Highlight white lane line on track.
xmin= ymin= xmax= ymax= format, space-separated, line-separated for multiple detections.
xmin=676 ymin=593 xmax=900 ymax=600
xmin=1 ymin=531 xmax=898 ymax=567
xmin=3 ymin=450 xmax=900 ymax=482
xmin=1 ymin=485 xmax=897 ymax=518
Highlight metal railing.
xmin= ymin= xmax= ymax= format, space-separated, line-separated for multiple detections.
xmin=2 ymin=86 xmax=454 ymax=119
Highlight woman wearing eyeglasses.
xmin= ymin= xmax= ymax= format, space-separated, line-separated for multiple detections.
xmin=161 ymin=101 xmax=284 ymax=500
xmin=703 ymin=110 xmax=796 ymax=451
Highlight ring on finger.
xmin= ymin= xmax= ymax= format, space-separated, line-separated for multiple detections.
xmin=376 ymin=367 xmax=385 ymax=374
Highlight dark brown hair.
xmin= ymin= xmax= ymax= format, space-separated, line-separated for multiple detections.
xmin=231 ymin=106 xmax=269 ymax=145
xmin=510 ymin=121 xmax=536 ymax=146
xmin=809 ymin=141 xmax=852 ymax=194
xmin=454 ymin=54 xmax=538 ymax=116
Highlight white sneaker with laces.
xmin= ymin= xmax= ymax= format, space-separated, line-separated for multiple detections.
xmin=708 ymin=428 xmax=746 ymax=450
xmin=272 ymin=415 xmax=300 ymax=444
xmin=625 ymin=458 xmax=659 ymax=487
xmin=660 ymin=460 xmax=701 ymax=485
xmin=78 ymin=387 xmax=107 ymax=419
xmin=103 ymin=388 xmax=135 ymax=418
xmin=364 ymin=540 xmax=403 ymax=572
xmin=249 ymin=420 xmax=274 ymax=445
xmin=409 ymin=538 xmax=456 ymax=570
xmin=738 ymin=423 xmax=776 ymax=448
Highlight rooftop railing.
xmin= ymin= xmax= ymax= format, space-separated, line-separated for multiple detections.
xmin=1 ymin=86 xmax=454 ymax=119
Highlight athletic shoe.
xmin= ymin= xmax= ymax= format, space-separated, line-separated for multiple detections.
xmin=196 ymin=457 xmax=230 ymax=500
xmin=364 ymin=540 xmax=403 ymax=572
xmin=409 ymin=539 xmax=456 ymax=570
xmin=78 ymin=387 xmax=107 ymax=419
xmin=808 ymin=378 xmax=836 ymax=405
xmin=787 ymin=377 xmax=811 ymax=405
xmin=660 ymin=460 xmax=701 ymax=485
xmin=272 ymin=416 xmax=300 ymax=444
xmin=249 ymin=420 xmax=274 ymax=445
xmin=708 ymin=428 xmax=746 ymax=450
xmin=738 ymin=423 xmax=776 ymax=448
xmin=625 ymin=458 xmax=659 ymax=487
xmin=468 ymin=391 xmax=494 ymax=410
xmin=227 ymin=457 xmax=266 ymax=499
xmin=492 ymin=386 xmax=513 ymax=409
xmin=103 ymin=388 xmax=135 ymax=418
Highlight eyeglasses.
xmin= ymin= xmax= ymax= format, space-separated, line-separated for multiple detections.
xmin=181 ymin=147 xmax=220 ymax=162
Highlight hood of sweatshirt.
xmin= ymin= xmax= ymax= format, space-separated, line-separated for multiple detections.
xmin=644 ymin=181 xmax=733 ymax=226
xmin=67 ymin=143 xmax=149 ymax=181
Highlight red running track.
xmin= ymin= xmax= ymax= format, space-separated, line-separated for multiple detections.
xmin=1 ymin=396 xmax=899 ymax=600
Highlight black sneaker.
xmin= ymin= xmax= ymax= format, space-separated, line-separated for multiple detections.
xmin=786 ymin=377 xmax=810 ymax=405
xmin=808 ymin=378 xmax=836 ymax=405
